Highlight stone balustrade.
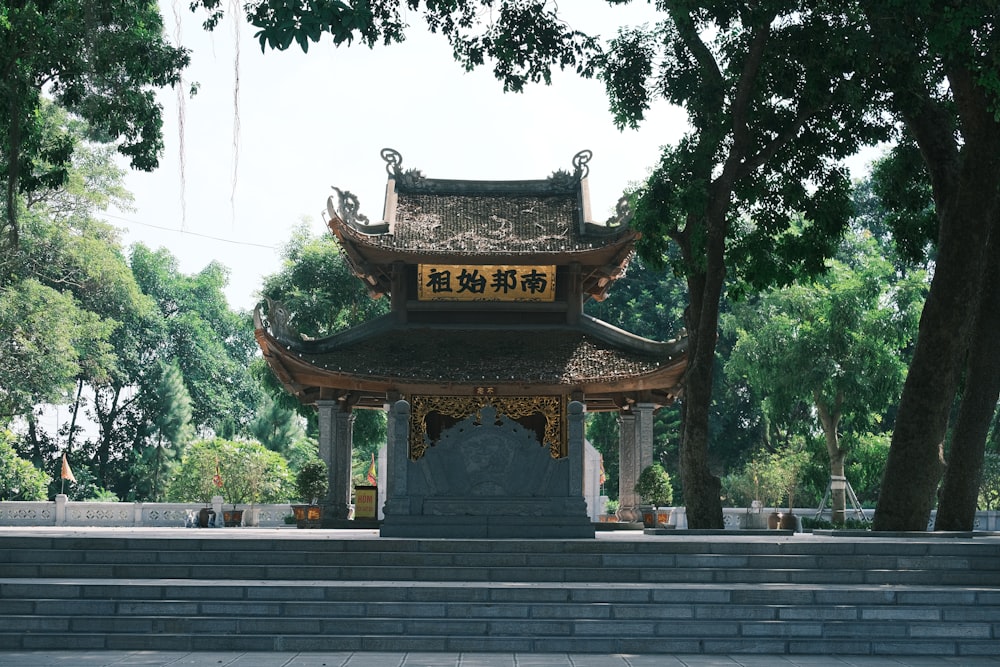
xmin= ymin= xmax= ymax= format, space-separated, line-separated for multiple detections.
xmin=1 ymin=497 xmax=997 ymax=530
xmin=0 ymin=495 xmax=294 ymax=528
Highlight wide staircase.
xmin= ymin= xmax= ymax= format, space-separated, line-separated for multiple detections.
xmin=0 ymin=530 xmax=998 ymax=656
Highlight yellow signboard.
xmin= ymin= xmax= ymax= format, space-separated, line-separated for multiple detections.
xmin=354 ymin=485 xmax=377 ymax=519
xmin=418 ymin=264 xmax=556 ymax=301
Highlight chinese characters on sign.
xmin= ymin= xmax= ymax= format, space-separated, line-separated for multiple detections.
xmin=418 ymin=265 xmax=556 ymax=302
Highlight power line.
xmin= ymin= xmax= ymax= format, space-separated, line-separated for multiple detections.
xmin=101 ymin=212 xmax=278 ymax=250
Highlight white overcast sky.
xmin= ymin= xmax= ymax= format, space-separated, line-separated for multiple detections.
xmin=111 ymin=2 xmax=688 ymax=311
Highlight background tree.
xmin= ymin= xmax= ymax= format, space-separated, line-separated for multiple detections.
xmin=259 ymin=223 xmax=389 ymax=475
xmin=862 ymin=0 xmax=1000 ymax=531
xmin=584 ymin=254 xmax=765 ymax=506
xmin=726 ymin=230 xmax=924 ymax=522
xmin=611 ymin=2 xmax=886 ymax=527
xmin=0 ymin=430 xmax=50 ymax=500
xmin=0 ymin=0 xmax=188 ymax=258
xmin=132 ymin=363 xmax=194 ymax=501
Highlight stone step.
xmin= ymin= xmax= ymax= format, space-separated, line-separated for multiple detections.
xmin=2 ymin=537 xmax=998 ymax=587
xmin=0 ymin=580 xmax=997 ymax=654
xmin=1 ymin=534 xmax=997 ymax=656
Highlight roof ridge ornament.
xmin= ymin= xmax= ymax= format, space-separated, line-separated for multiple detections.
xmin=572 ymin=149 xmax=592 ymax=180
xmin=381 ymin=147 xmax=403 ymax=176
xmin=382 ymin=147 xmax=427 ymax=189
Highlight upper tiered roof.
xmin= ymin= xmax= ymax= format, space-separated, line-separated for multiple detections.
xmin=255 ymin=148 xmax=687 ymax=412
xmin=326 ymin=149 xmax=638 ymax=300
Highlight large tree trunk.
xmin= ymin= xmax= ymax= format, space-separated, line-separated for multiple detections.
xmin=676 ymin=210 xmax=726 ymax=529
xmin=934 ymin=217 xmax=1000 ymax=531
xmin=873 ymin=65 xmax=1000 ymax=531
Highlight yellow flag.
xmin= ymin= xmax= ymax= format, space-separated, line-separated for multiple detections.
xmin=61 ymin=453 xmax=76 ymax=483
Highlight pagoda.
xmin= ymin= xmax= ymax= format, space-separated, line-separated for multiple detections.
xmin=254 ymin=149 xmax=687 ymax=538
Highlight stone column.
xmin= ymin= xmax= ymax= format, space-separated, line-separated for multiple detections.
xmin=617 ymin=403 xmax=655 ymax=522
xmin=567 ymin=400 xmax=586 ymax=499
xmin=317 ymin=399 xmax=354 ymax=520
xmin=382 ymin=399 xmax=411 ymax=518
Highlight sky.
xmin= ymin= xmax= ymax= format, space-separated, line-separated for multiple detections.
xmin=112 ymin=2 xmax=689 ymax=311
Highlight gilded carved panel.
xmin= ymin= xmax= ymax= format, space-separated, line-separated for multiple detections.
xmin=409 ymin=394 xmax=565 ymax=460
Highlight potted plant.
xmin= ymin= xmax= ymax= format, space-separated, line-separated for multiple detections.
xmin=634 ymin=463 xmax=673 ymax=528
xmin=292 ymin=459 xmax=328 ymax=528
xmin=220 ymin=441 xmax=284 ymax=527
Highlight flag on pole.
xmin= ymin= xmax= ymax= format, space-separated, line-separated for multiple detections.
xmin=598 ymin=455 xmax=606 ymax=486
xmin=213 ymin=462 xmax=223 ymax=488
xmin=366 ymin=453 xmax=377 ymax=486
xmin=60 ymin=453 xmax=76 ymax=483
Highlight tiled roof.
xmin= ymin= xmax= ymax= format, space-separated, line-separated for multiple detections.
xmin=287 ymin=327 xmax=682 ymax=386
xmin=390 ymin=192 xmax=586 ymax=253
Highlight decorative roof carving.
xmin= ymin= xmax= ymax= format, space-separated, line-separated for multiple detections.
xmin=326 ymin=187 xmax=389 ymax=235
xmin=380 ymin=147 xmax=594 ymax=195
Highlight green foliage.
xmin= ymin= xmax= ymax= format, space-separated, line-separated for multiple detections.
xmin=295 ymin=459 xmax=328 ymax=504
xmin=869 ymin=140 xmax=937 ymax=267
xmin=0 ymin=277 xmax=113 ymax=419
xmin=221 ymin=440 xmax=292 ymax=507
xmin=979 ymin=451 xmax=1000 ymax=512
xmin=167 ymin=438 xmax=293 ymax=505
xmin=634 ymin=463 xmax=673 ymax=507
xmin=129 ymin=244 xmax=261 ymax=432
xmin=845 ymin=433 xmax=891 ymax=507
xmin=249 ymin=392 xmax=306 ymax=454
xmin=132 ymin=362 xmax=194 ymax=501
xmin=586 ymin=412 xmax=619 ymax=500
xmin=0 ymin=0 xmax=188 ymax=250
xmin=261 ymin=223 xmax=388 ymax=339
xmin=0 ymin=431 xmax=50 ymax=500
xmin=722 ymin=455 xmax=782 ymax=510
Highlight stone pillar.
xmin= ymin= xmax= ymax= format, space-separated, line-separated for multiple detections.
xmin=55 ymin=494 xmax=68 ymax=526
xmin=317 ymin=399 xmax=354 ymax=520
xmin=617 ymin=403 xmax=655 ymax=522
xmin=382 ymin=399 xmax=411 ymax=518
xmin=567 ymin=400 xmax=586 ymax=499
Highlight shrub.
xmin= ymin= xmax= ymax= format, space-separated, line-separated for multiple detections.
xmin=0 ymin=433 xmax=50 ymax=500
xmin=635 ymin=463 xmax=673 ymax=507
xmin=296 ymin=459 xmax=328 ymax=504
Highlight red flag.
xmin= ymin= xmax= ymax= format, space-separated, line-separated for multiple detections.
xmin=213 ymin=462 xmax=223 ymax=488
xmin=598 ymin=455 xmax=606 ymax=485
xmin=60 ymin=453 xmax=76 ymax=483
xmin=366 ymin=453 xmax=377 ymax=486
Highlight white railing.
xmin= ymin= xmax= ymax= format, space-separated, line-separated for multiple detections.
xmin=0 ymin=495 xmax=294 ymax=528
xmin=601 ymin=507 xmax=1000 ymax=531
xmin=1 ymin=497 xmax=997 ymax=531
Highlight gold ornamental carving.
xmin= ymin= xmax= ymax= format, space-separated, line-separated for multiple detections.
xmin=409 ymin=395 xmax=565 ymax=460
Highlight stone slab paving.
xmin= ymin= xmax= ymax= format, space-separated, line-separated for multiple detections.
xmin=0 ymin=653 xmax=999 ymax=667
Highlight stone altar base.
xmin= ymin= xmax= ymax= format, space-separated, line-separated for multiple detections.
xmin=381 ymin=406 xmax=593 ymax=539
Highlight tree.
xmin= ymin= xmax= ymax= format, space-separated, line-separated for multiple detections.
xmin=249 ymin=392 xmax=306 ymax=455
xmin=727 ymin=230 xmax=924 ymax=523
xmin=862 ymin=1 xmax=1000 ymax=531
xmin=0 ymin=430 xmax=50 ymax=500
xmin=260 ymin=223 xmax=388 ymax=339
xmin=0 ymin=278 xmax=112 ymax=422
xmin=0 ymin=0 xmax=188 ymax=257
xmin=167 ymin=437 xmax=293 ymax=505
xmin=621 ymin=4 xmax=884 ymax=527
xmin=133 ymin=363 xmax=194 ymax=501
xmin=259 ymin=224 xmax=389 ymax=474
